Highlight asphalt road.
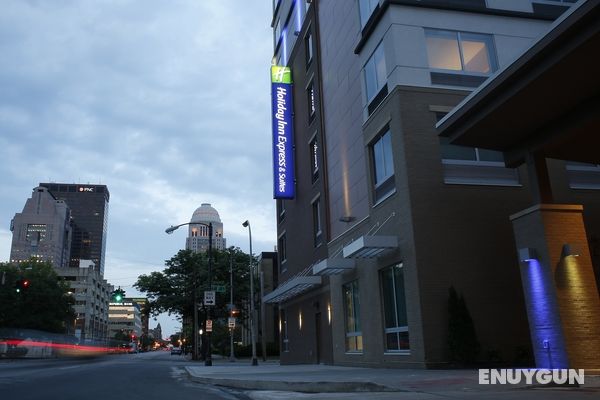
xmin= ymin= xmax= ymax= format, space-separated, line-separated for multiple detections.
xmin=0 ymin=351 xmax=247 ymax=400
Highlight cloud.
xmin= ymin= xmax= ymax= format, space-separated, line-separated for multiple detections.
xmin=0 ymin=1 xmax=277 ymax=335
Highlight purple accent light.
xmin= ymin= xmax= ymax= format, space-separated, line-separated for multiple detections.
xmin=523 ymin=259 xmax=569 ymax=369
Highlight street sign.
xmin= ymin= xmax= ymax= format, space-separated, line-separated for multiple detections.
xmin=228 ymin=317 xmax=236 ymax=329
xmin=206 ymin=319 xmax=213 ymax=332
xmin=211 ymin=284 xmax=226 ymax=293
xmin=204 ymin=291 xmax=215 ymax=306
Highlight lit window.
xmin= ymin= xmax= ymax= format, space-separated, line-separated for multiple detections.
xmin=364 ymin=41 xmax=387 ymax=104
xmin=371 ymin=130 xmax=395 ymax=202
xmin=381 ymin=264 xmax=409 ymax=352
xmin=343 ymin=280 xmax=362 ymax=352
xmin=425 ymin=29 xmax=497 ymax=74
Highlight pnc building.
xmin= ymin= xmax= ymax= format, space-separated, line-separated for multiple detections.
xmin=39 ymin=183 xmax=110 ymax=275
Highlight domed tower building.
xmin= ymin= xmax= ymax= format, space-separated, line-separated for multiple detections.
xmin=186 ymin=203 xmax=226 ymax=253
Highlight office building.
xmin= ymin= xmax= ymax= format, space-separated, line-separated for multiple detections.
xmin=108 ymin=298 xmax=143 ymax=339
xmin=10 ymin=186 xmax=72 ymax=268
xmin=39 ymin=183 xmax=110 ymax=275
xmin=56 ymin=259 xmax=113 ymax=343
xmin=265 ymin=0 xmax=597 ymax=368
xmin=186 ymin=203 xmax=226 ymax=252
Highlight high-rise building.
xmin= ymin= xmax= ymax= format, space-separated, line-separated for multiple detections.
xmin=10 ymin=186 xmax=72 ymax=268
xmin=265 ymin=0 xmax=598 ymax=369
xmin=39 ymin=183 xmax=110 ymax=275
xmin=186 ymin=203 xmax=226 ymax=252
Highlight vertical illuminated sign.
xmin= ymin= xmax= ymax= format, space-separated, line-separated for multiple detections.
xmin=271 ymin=65 xmax=295 ymax=199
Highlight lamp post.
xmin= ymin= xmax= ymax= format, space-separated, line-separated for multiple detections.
xmin=229 ymin=251 xmax=236 ymax=362
xmin=242 ymin=220 xmax=258 ymax=366
xmin=166 ymin=221 xmax=213 ymax=366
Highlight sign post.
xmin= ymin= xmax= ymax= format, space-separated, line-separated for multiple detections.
xmin=204 ymin=291 xmax=215 ymax=306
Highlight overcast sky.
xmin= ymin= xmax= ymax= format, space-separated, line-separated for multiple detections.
xmin=0 ymin=1 xmax=275 ymax=337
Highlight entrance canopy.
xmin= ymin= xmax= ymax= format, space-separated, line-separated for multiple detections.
xmin=438 ymin=0 xmax=600 ymax=167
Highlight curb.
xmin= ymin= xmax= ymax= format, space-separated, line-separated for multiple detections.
xmin=184 ymin=368 xmax=399 ymax=393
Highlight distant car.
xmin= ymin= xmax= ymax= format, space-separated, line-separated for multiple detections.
xmin=170 ymin=346 xmax=182 ymax=355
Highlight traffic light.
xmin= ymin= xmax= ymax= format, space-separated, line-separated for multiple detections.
xmin=15 ymin=278 xmax=30 ymax=293
xmin=111 ymin=287 xmax=125 ymax=303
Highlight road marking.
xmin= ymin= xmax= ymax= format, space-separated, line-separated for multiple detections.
xmin=59 ymin=365 xmax=79 ymax=370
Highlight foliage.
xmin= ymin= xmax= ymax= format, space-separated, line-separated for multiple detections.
xmin=134 ymin=247 xmax=254 ymax=332
xmin=0 ymin=260 xmax=75 ymax=333
xmin=447 ymin=286 xmax=480 ymax=365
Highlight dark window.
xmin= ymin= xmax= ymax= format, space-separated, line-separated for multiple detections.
xmin=277 ymin=199 xmax=286 ymax=222
xmin=312 ymin=198 xmax=322 ymax=247
xmin=278 ymin=233 xmax=287 ymax=266
xmin=305 ymin=30 xmax=313 ymax=67
xmin=343 ymin=280 xmax=362 ymax=352
xmin=309 ymin=135 xmax=320 ymax=182
xmin=307 ymin=81 xmax=316 ymax=122
xmin=364 ymin=41 xmax=386 ymax=104
xmin=381 ymin=264 xmax=409 ymax=352
xmin=371 ymin=130 xmax=395 ymax=202
xmin=359 ymin=0 xmax=378 ymax=27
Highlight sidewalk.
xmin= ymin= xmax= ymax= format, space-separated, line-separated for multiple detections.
xmin=185 ymin=359 xmax=600 ymax=398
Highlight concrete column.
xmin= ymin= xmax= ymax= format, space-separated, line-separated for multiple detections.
xmin=511 ymin=204 xmax=600 ymax=369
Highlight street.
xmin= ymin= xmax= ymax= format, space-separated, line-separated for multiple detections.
xmin=0 ymin=351 xmax=246 ymax=400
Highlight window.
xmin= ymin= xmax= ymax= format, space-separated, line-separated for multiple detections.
xmin=312 ymin=197 xmax=322 ymax=247
xmin=277 ymin=199 xmax=286 ymax=222
xmin=425 ymin=29 xmax=496 ymax=74
xmin=26 ymin=224 xmax=47 ymax=243
xmin=435 ymin=111 xmax=519 ymax=186
xmin=309 ymin=134 xmax=320 ymax=182
xmin=364 ymin=41 xmax=387 ymax=105
xmin=566 ymin=162 xmax=600 ymax=190
xmin=343 ymin=280 xmax=362 ymax=352
xmin=305 ymin=30 xmax=313 ymax=67
xmin=436 ymin=112 xmax=504 ymax=163
xmin=426 ymin=29 xmax=497 ymax=87
xmin=381 ymin=264 xmax=409 ymax=352
xmin=307 ymin=81 xmax=316 ymax=121
xmin=359 ymin=0 xmax=379 ymax=27
xmin=278 ymin=232 xmax=287 ymax=267
xmin=371 ymin=130 xmax=395 ymax=202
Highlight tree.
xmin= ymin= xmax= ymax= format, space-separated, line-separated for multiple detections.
xmin=0 ymin=260 xmax=75 ymax=333
xmin=447 ymin=286 xmax=480 ymax=365
xmin=134 ymin=247 xmax=253 ymax=343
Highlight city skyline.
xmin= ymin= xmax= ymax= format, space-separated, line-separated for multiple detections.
xmin=0 ymin=1 xmax=275 ymax=337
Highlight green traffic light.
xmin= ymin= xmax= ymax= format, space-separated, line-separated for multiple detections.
xmin=115 ymin=294 xmax=123 ymax=302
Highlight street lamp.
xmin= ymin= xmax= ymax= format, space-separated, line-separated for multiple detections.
xmin=242 ymin=220 xmax=258 ymax=366
xmin=165 ymin=221 xmax=213 ymax=366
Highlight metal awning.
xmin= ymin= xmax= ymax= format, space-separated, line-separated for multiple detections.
xmin=312 ymin=258 xmax=356 ymax=276
xmin=342 ymin=235 xmax=398 ymax=259
xmin=262 ymin=276 xmax=322 ymax=304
